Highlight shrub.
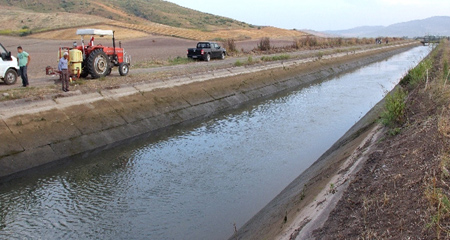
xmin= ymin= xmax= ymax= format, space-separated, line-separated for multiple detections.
xmin=400 ymin=59 xmax=433 ymax=87
xmin=380 ymin=88 xmax=408 ymax=127
xmin=444 ymin=60 xmax=449 ymax=83
xmin=258 ymin=37 xmax=271 ymax=51
xmin=234 ymin=60 xmax=243 ymax=67
xmin=223 ymin=38 xmax=237 ymax=54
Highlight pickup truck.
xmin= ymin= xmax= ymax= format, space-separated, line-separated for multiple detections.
xmin=0 ymin=43 xmax=18 ymax=85
xmin=187 ymin=42 xmax=226 ymax=62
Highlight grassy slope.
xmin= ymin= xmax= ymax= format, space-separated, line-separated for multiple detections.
xmin=0 ymin=0 xmax=254 ymax=31
xmin=0 ymin=0 xmax=306 ymax=40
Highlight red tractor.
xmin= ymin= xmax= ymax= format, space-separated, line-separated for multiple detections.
xmin=47 ymin=29 xmax=131 ymax=79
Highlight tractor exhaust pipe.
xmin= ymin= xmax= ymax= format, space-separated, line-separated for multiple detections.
xmin=113 ymin=31 xmax=116 ymax=61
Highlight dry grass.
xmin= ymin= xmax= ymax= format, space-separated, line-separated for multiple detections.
xmin=0 ymin=6 xmax=105 ymax=35
xmin=31 ymin=24 xmax=149 ymax=40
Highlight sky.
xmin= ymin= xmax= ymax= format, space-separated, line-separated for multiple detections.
xmin=166 ymin=0 xmax=450 ymax=31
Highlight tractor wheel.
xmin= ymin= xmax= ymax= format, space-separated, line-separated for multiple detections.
xmin=87 ymin=49 xmax=110 ymax=79
xmin=119 ymin=62 xmax=129 ymax=76
xmin=105 ymin=67 xmax=112 ymax=76
xmin=3 ymin=69 xmax=17 ymax=85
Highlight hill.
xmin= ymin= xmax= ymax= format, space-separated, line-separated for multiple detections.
xmin=325 ymin=16 xmax=450 ymax=38
xmin=0 ymin=0 xmax=253 ymax=31
xmin=0 ymin=0 xmax=307 ymax=40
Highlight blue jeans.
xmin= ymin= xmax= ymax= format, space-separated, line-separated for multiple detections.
xmin=19 ymin=66 xmax=29 ymax=86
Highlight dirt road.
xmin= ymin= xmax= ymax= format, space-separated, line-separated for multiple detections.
xmin=1 ymin=34 xmax=407 ymax=95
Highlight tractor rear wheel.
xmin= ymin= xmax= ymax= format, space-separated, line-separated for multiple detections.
xmin=119 ymin=62 xmax=129 ymax=76
xmin=87 ymin=49 xmax=110 ymax=79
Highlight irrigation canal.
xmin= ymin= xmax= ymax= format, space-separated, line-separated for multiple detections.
xmin=0 ymin=46 xmax=431 ymax=239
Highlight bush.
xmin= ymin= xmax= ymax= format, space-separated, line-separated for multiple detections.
xmin=380 ymin=88 xmax=408 ymax=127
xmin=444 ymin=60 xmax=449 ymax=83
xmin=234 ymin=60 xmax=243 ymax=67
xmin=258 ymin=37 xmax=271 ymax=51
xmin=222 ymin=38 xmax=237 ymax=54
xmin=247 ymin=56 xmax=253 ymax=64
xmin=400 ymin=59 xmax=433 ymax=87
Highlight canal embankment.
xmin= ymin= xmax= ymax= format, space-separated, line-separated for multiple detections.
xmin=0 ymin=42 xmax=418 ymax=181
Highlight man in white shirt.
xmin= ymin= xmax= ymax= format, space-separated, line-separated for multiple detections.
xmin=58 ymin=52 xmax=69 ymax=92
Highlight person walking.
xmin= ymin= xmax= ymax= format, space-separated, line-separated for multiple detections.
xmin=17 ymin=46 xmax=30 ymax=87
xmin=58 ymin=52 xmax=70 ymax=92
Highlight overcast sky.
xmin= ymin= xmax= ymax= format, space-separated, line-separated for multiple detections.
xmin=166 ymin=0 xmax=450 ymax=31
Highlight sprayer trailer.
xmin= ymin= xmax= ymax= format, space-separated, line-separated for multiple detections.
xmin=46 ymin=29 xmax=131 ymax=79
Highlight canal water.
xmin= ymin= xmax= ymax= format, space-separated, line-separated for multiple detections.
xmin=0 ymin=46 xmax=431 ymax=240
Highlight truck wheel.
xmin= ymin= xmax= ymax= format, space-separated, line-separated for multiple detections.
xmin=3 ymin=69 xmax=18 ymax=85
xmin=221 ymin=52 xmax=226 ymax=60
xmin=87 ymin=49 xmax=110 ymax=79
xmin=119 ymin=63 xmax=129 ymax=76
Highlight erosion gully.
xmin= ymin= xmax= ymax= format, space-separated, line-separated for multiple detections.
xmin=0 ymin=46 xmax=431 ymax=240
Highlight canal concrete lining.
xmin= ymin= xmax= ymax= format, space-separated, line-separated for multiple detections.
xmin=0 ymin=43 xmax=418 ymax=181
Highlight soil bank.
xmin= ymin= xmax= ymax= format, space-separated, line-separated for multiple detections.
xmin=0 ymin=43 xmax=417 ymax=183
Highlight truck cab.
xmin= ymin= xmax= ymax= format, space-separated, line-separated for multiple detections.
xmin=0 ymin=43 xmax=19 ymax=85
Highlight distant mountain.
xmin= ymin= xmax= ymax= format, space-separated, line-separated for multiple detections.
xmin=324 ymin=16 xmax=450 ymax=38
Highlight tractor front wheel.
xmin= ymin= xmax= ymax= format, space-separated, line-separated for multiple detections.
xmin=119 ymin=62 xmax=129 ymax=76
xmin=87 ymin=49 xmax=110 ymax=79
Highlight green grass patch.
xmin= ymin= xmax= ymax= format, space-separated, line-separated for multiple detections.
xmin=168 ymin=56 xmax=193 ymax=65
xmin=234 ymin=60 xmax=244 ymax=67
xmin=260 ymin=54 xmax=290 ymax=62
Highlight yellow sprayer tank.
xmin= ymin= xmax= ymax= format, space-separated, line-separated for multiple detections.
xmin=69 ymin=49 xmax=82 ymax=75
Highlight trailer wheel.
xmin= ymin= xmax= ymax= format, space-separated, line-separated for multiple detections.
xmin=87 ymin=49 xmax=110 ymax=79
xmin=119 ymin=63 xmax=129 ymax=76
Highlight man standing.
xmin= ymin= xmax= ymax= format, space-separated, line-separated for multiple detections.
xmin=58 ymin=52 xmax=69 ymax=92
xmin=17 ymin=46 xmax=30 ymax=87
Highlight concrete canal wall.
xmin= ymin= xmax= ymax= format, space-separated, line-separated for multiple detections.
xmin=0 ymin=43 xmax=417 ymax=180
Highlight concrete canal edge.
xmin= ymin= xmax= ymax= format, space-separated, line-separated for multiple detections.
xmin=0 ymin=43 xmax=418 ymax=182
